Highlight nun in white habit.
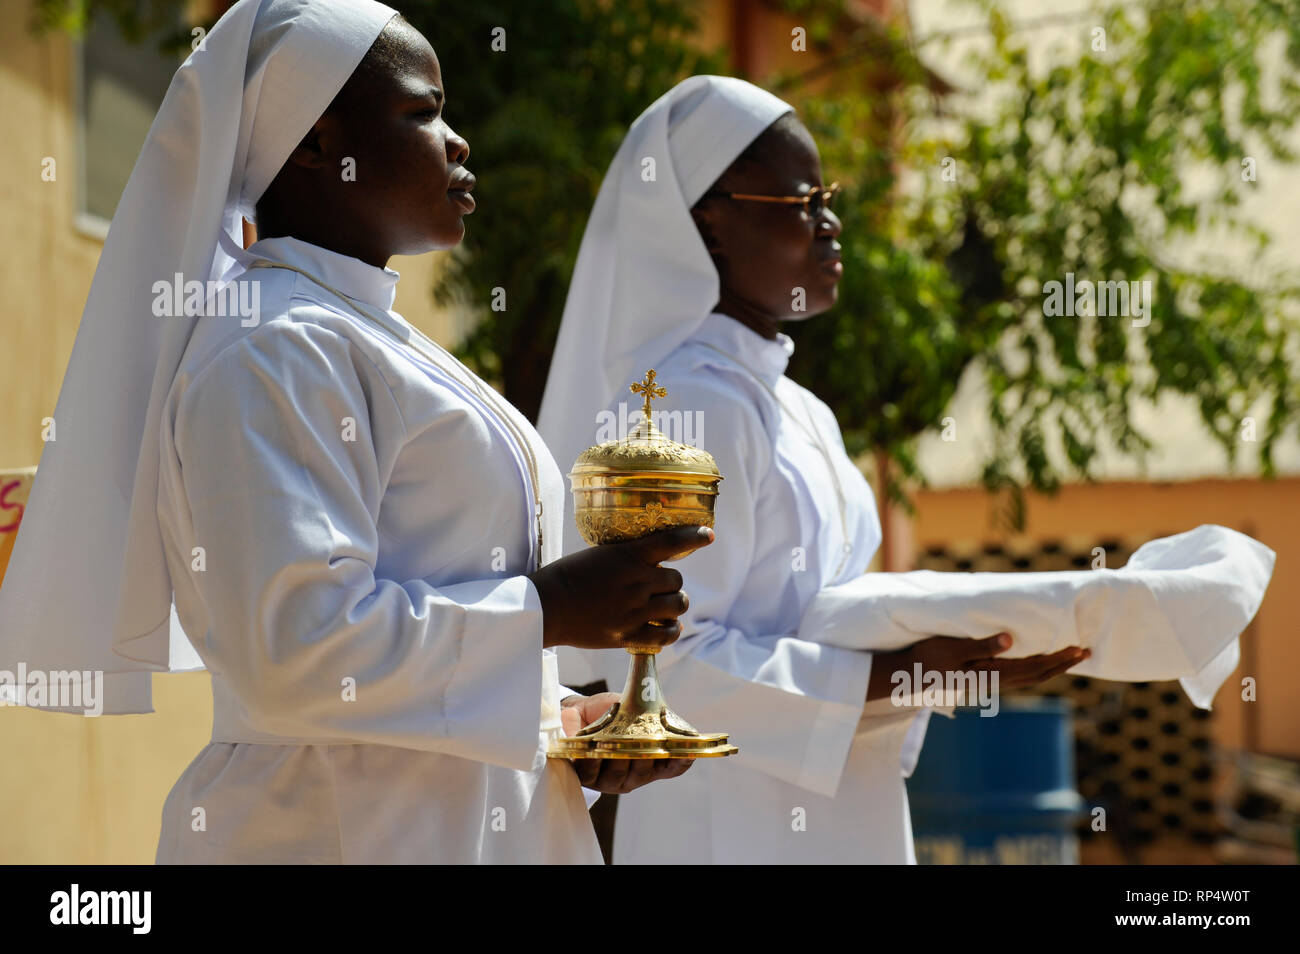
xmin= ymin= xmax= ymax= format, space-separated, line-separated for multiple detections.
xmin=538 ymin=77 xmax=1098 ymax=865
xmin=0 ymin=0 xmax=709 ymax=864
xmin=541 ymin=76 xmax=1276 ymax=865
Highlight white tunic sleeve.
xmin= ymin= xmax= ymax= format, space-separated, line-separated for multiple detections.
xmin=645 ymin=381 xmax=873 ymax=799
xmin=166 ymin=319 xmax=545 ymax=772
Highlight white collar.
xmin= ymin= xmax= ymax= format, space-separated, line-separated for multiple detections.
xmin=691 ymin=311 xmax=794 ymax=385
xmin=246 ymin=235 xmax=400 ymax=312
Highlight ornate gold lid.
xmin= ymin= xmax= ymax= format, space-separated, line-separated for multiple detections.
xmin=570 ymin=370 xmax=721 ymax=478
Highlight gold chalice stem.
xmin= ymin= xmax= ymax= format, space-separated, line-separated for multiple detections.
xmin=574 ymin=645 xmax=700 ymax=739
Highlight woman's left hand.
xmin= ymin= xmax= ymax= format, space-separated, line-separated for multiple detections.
xmin=560 ymin=692 xmax=694 ymax=793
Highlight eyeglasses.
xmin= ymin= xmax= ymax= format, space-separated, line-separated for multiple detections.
xmin=700 ymin=181 xmax=840 ymax=218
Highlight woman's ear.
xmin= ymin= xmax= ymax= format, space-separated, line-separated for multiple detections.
xmin=690 ymin=203 xmax=725 ymax=256
xmin=283 ymin=116 xmax=335 ymax=170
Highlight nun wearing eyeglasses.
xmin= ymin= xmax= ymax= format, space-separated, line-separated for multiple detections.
xmin=0 ymin=0 xmax=711 ymax=864
xmin=538 ymin=76 xmax=1089 ymax=864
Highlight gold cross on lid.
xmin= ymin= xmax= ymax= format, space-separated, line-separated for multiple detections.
xmin=630 ymin=369 xmax=667 ymax=422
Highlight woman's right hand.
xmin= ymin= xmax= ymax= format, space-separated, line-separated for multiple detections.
xmin=866 ymin=632 xmax=1090 ymax=702
xmin=529 ymin=525 xmax=715 ymax=651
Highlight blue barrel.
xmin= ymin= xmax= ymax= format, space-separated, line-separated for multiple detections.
xmin=906 ymin=697 xmax=1086 ymax=864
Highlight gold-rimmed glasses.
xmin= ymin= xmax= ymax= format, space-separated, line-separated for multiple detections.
xmin=701 ymin=181 xmax=840 ymax=217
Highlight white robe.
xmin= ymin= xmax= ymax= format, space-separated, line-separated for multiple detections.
xmin=560 ymin=312 xmax=930 ymax=864
xmin=154 ymin=235 xmax=601 ymax=864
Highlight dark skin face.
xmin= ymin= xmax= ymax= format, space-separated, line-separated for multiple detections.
xmin=691 ymin=116 xmax=843 ymax=340
xmin=254 ymin=20 xmax=474 ymax=267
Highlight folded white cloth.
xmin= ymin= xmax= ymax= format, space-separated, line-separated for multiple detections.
xmin=800 ymin=525 xmax=1275 ymax=708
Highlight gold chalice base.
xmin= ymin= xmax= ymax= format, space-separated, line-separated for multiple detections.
xmin=549 ymin=650 xmax=738 ymax=761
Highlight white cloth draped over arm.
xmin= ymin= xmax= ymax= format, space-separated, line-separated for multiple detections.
xmin=799 ymin=525 xmax=1275 ymax=709
xmin=166 ymin=320 xmax=546 ymax=770
xmin=645 ymin=382 xmax=873 ymax=799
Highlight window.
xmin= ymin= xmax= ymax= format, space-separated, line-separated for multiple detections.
xmin=75 ymin=10 xmax=185 ymax=236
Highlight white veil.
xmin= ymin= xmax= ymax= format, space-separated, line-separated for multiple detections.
xmin=0 ymin=0 xmax=398 ymax=714
xmin=537 ymin=75 xmax=793 ymax=546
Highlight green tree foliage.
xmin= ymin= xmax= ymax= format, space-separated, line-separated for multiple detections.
xmin=773 ymin=0 xmax=1300 ymax=517
xmin=409 ymin=1 xmax=719 ymax=421
xmin=31 ymin=0 xmax=195 ymax=48
xmin=35 ymin=0 xmax=716 ymax=425
xmin=39 ymin=0 xmax=1300 ymax=519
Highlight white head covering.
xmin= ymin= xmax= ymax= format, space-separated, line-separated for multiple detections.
xmin=537 ymin=75 xmax=793 ymax=485
xmin=0 ymin=0 xmax=398 ymax=714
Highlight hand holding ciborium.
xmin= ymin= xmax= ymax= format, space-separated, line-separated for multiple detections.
xmin=547 ymin=371 xmax=738 ymax=760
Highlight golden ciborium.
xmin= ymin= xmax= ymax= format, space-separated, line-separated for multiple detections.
xmin=547 ymin=370 xmax=738 ymax=760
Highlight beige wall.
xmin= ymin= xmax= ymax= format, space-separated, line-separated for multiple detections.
xmin=0 ymin=673 xmax=212 ymax=864
xmin=0 ymin=6 xmax=103 ymax=471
